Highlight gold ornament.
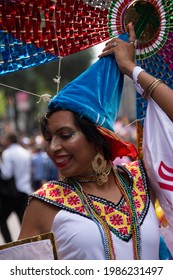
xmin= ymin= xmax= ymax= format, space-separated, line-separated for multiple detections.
xmin=92 ymin=152 xmax=110 ymax=185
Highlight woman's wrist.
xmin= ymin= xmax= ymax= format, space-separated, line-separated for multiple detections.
xmin=121 ymin=62 xmax=136 ymax=78
xmin=132 ymin=66 xmax=146 ymax=95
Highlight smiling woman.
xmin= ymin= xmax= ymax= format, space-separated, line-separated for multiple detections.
xmin=42 ymin=110 xmax=98 ymax=178
xmin=1 ymin=24 xmax=173 ymax=260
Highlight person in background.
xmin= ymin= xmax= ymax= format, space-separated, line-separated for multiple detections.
xmin=31 ymin=144 xmax=46 ymax=191
xmin=0 ymin=132 xmax=32 ymax=243
xmin=42 ymin=154 xmax=59 ymax=183
xmin=12 ymin=24 xmax=173 ymax=259
xmin=31 ymin=142 xmax=59 ymax=190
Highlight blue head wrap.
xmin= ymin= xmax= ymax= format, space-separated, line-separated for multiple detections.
xmin=49 ymin=55 xmax=123 ymax=132
xmin=48 ymin=34 xmax=138 ymax=159
xmin=48 ymin=34 xmax=130 ymax=132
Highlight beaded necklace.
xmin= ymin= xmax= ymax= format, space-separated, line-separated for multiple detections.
xmin=69 ymin=166 xmax=141 ymax=260
xmin=69 ymin=164 xmax=141 ymax=260
xmin=113 ymin=167 xmax=141 ymax=260
xmin=69 ymin=177 xmax=116 ymax=260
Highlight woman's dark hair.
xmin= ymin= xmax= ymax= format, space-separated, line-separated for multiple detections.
xmin=40 ymin=109 xmax=112 ymax=161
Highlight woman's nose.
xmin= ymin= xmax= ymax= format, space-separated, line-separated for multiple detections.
xmin=49 ymin=137 xmax=62 ymax=152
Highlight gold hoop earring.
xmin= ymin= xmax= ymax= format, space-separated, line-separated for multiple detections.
xmin=92 ymin=152 xmax=111 ymax=185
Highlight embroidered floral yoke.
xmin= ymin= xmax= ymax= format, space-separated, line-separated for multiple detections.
xmin=32 ymin=160 xmax=150 ymax=242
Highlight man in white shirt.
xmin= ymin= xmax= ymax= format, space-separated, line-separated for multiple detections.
xmin=0 ymin=132 xmax=32 ymax=242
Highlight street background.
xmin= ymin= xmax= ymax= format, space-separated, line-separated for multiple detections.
xmin=0 ymin=213 xmax=20 ymax=244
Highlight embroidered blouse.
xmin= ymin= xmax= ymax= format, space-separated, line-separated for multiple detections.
xmin=32 ymin=160 xmax=160 ymax=259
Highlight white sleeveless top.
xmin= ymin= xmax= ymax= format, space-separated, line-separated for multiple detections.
xmin=33 ymin=160 xmax=161 ymax=260
xmin=51 ymin=202 xmax=160 ymax=260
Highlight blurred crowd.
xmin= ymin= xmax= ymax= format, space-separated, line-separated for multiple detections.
xmin=0 ymin=132 xmax=59 ymax=244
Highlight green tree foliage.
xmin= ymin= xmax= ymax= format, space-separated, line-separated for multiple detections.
xmin=0 ymin=90 xmax=7 ymax=117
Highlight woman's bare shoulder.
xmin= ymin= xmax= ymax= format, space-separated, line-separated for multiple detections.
xmin=18 ymin=197 xmax=59 ymax=240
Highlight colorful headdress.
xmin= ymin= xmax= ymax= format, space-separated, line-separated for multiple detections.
xmin=48 ymin=36 xmax=138 ymax=160
xmin=49 ymin=55 xmax=123 ymax=132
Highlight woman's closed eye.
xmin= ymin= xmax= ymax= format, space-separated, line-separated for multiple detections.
xmin=45 ymin=132 xmax=75 ymax=143
xmin=60 ymin=132 xmax=75 ymax=140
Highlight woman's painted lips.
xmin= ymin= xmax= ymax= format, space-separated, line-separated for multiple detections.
xmin=54 ymin=155 xmax=72 ymax=168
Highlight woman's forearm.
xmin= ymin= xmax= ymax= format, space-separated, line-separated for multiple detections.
xmin=136 ymin=70 xmax=173 ymax=121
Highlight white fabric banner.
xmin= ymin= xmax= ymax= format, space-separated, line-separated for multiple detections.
xmin=0 ymin=239 xmax=55 ymax=260
xmin=143 ymin=98 xmax=173 ymax=252
xmin=0 ymin=232 xmax=58 ymax=260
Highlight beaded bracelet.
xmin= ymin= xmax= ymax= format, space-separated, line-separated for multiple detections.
xmin=142 ymin=79 xmax=164 ymax=100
